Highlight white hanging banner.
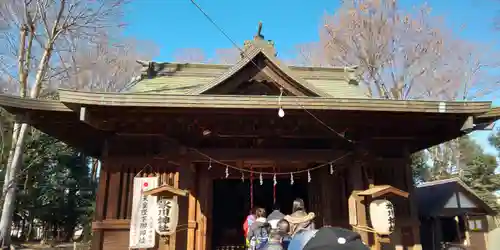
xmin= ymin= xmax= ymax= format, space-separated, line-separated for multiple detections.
xmin=129 ymin=177 xmax=158 ymax=249
xmin=155 ymin=198 xmax=179 ymax=236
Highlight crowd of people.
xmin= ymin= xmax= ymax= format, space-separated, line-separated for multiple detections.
xmin=242 ymin=198 xmax=369 ymax=250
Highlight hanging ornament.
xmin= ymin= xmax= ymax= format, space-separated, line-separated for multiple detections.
xmin=278 ymin=107 xmax=285 ymax=118
xmin=330 ymin=163 xmax=334 ymax=175
xmin=308 ymin=170 xmax=311 ymax=183
xmin=208 ymin=159 xmax=212 ymax=170
xmin=273 ymin=174 xmax=277 ymax=186
xmin=225 ymin=166 xmax=229 ymax=178
xmin=277 ymin=87 xmax=285 ymax=118
xmin=259 ymin=173 xmax=263 ymax=185
xmin=290 ymin=173 xmax=294 ymax=185
xmin=241 ymin=172 xmax=245 ymax=182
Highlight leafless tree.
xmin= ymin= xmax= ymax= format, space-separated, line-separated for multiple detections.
xmin=172 ymin=48 xmax=207 ymax=63
xmin=54 ymin=34 xmax=159 ymax=92
xmin=292 ymin=0 xmax=500 ymax=184
xmin=172 ymin=47 xmax=241 ymax=64
xmin=0 ymin=0 xmax=133 ymax=246
xmin=293 ymin=0 xmax=499 ymax=101
xmin=213 ymin=47 xmax=240 ymax=64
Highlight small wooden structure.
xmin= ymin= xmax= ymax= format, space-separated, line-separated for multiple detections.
xmin=416 ymin=178 xmax=496 ymax=250
xmin=0 ymin=25 xmax=499 ymax=250
xmin=353 ymin=185 xmax=409 ymax=250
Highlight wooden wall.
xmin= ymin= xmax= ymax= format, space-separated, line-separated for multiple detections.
xmin=91 ymin=156 xmax=194 ymax=250
xmin=92 ymin=153 xmax=422 ymax=250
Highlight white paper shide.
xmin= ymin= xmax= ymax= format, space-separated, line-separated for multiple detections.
xmin=129 ymin=177 xmax=158 ymax=249
xmin=369 ymin=199 xmax=395 ymax=235
xmin=155 ymin=198 xmax=179 ymax=236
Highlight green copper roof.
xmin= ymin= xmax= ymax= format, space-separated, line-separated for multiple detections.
xmin=129 ymin=62 xmax=366 ymax=98
xmin=130 ymin=29 xmax=365 ymax=98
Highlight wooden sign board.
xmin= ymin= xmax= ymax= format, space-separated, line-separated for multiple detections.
xmin=143 ymin=184 xmax=189 ymax=198
xmin=357 ymin=185 xmax=409 ymax=199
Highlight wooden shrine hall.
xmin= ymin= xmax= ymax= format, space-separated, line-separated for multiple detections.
xmin=0 ymin=25 xmax=499 ymax=250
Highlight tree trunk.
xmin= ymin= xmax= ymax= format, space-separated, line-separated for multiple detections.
xmin=25 ymin=217 xmax=32 ymax=242
xmin=0 ymin=123 xmax=28 ymax=247
xmin=0 ymin=34 xmax=53 ymax=247
xmin=2 ymin=123 xmax=21 ymax=195
xmin=91 ymin=158 xmax=98 ymax=182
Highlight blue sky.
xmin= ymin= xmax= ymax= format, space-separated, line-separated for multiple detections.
xmin=122 ymin=0 xmax=499 ymax=155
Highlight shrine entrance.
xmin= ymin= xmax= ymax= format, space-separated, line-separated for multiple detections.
xmin=212 ymin=178 xmax=309 ymax=249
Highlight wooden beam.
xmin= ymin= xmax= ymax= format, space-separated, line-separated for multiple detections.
xmin=474 ymin=122 xmax=496 ymax=131
xmin=186 ymin=148 xmax=349 ymax=161
xmin=92 ymin=219 xmax=130 ymax=230
xmin=460 ymin=116 xmax=474 ymax=132
xmin=79 ymin=106 xmax=113 ymax=131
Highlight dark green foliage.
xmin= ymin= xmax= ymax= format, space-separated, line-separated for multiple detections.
xmin=460 ymin=153 xmax=500 ymax=212
xmin=489 ymin=128 xmax=500 ymax=152
xmin=411 ymin=151 xmax=429 ymax=184
xmin=14 ymin=131 xmax=96 ymax=241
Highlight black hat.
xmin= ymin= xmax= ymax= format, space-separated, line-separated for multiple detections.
xmin=303 ymin=227 xmax=369 ymax=250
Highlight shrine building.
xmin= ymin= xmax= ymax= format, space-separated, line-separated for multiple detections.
xmin=0 ymin=26 xmax=499 ymax=250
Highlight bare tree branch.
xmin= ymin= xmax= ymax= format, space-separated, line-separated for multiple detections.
xmin=292 ymin=0 xmax=500 ymax=101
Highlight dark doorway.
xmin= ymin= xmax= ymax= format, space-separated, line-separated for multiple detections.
xmin=212 ymin=178 xmax=309 ymax=249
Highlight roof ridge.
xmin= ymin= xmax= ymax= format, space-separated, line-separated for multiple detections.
xmin=187 ymin=47 xmax=329 ymax=96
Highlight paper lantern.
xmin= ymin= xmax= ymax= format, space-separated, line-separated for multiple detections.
xmin=155 ymin=198 xmax=179 ymax=236
xmin=369 ymin=199 xmax=395 ymax=235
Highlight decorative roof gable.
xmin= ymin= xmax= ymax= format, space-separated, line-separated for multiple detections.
xmin=189 ymin=22 xmax=328 ymax=97
xmin=416 ymin=178 xmax=496 ymax=217
xmin=190 ymin=47 xmax=328 ymax=96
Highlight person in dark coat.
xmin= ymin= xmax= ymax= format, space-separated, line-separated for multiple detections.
xmin=277 ymin=219 xmax=291 ymax=250
xmin=262 ymin=229 xmax=285 ymax=250
xmin=247 ymin=208 xmax=270 ymax=250
xmin=267 ymin=204 xmax=285 ymax=229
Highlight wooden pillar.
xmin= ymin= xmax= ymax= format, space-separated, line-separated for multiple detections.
xmin=186 ymin=162 xmax=197 ymax=250
xmin=195 ymin=166 xmax=210 ymax=250
xmin=320 ymin=167 xmax=333 ymax=226
xmin=349 ymin=154 xmax=369 ymax=244
xmin=91 ymin=163 xmax=107 ymax=250
xmin=168 ymin=171 xmax=180 ymax=250
xmin=403 ymin=151 xmax=422 ymax=250
xmin=91 ymin=141 xmax=109 ymax=250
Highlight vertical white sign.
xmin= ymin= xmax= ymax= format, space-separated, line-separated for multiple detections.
xmin=129 ymin=177 xmax=158 ymax=249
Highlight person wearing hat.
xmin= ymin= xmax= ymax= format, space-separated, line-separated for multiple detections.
xmin=296 ymin=227 xmax=370 ymax=250
xmin=284 ymin=198 xmax=316 ymax=236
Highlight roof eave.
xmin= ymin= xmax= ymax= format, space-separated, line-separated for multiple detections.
xmin=52 ymin=89 xmax=494 ymax=114
xmin=0 ymin=91 xmax=494 ymax=115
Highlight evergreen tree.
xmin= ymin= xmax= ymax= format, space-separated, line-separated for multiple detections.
xmin=489 ymin=129 xmax=500 ymax=153
xmin=12 ymin=131 xmax=96 ymax=242
xmin=411 ymin=151 xmax=429 ymax=184
xmin=460 ymin=153 xmax=500 ymax=212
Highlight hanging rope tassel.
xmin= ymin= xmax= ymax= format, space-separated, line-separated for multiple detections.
xmin=273 ymin=172 xmax=277 ymax=205
xmin=250 ymin=166 xmax=254 ymax=209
